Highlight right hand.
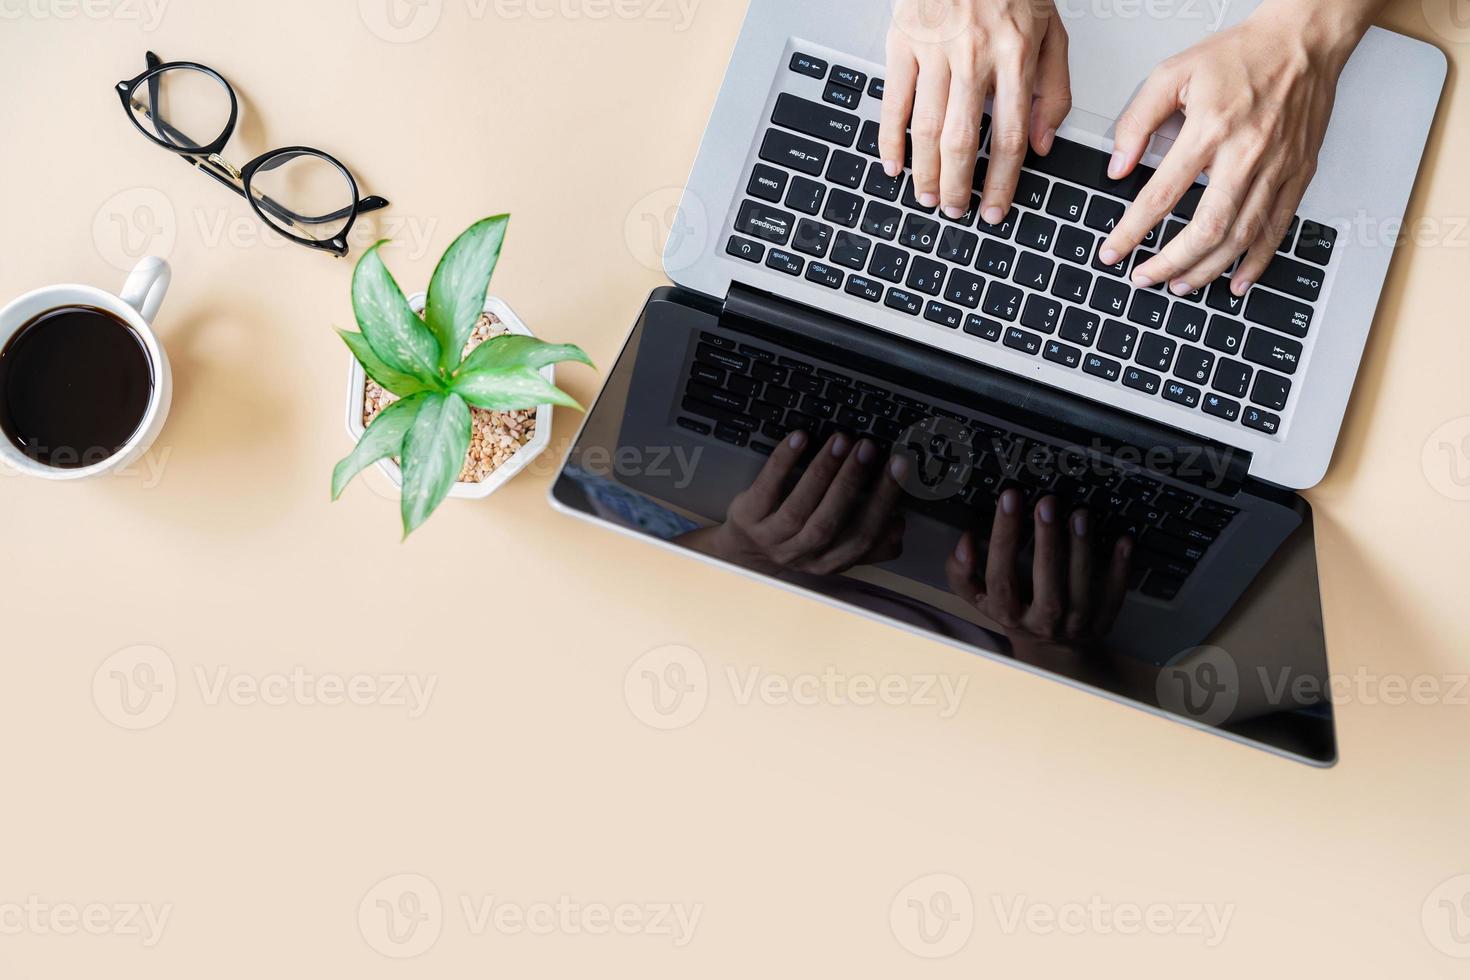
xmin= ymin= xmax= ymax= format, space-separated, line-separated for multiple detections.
xmin=881 ymin=0 xmax=1072 ymax=222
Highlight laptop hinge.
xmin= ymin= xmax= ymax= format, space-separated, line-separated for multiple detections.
xmin=721 ymin=282 xmax=1252 ymax=494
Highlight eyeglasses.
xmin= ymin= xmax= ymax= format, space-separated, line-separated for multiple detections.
xmin=115 ymin=52 xmax=389 ymax=257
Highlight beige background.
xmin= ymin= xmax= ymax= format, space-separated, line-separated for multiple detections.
xmin=1 ymin=0 xmax=1468 ymax=975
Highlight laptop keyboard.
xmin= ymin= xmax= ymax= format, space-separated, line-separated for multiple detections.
xmin=678 ymin=330 xmax=1239 ymax=602
xmin=724 ymin=52 xmax=1340 ymax=440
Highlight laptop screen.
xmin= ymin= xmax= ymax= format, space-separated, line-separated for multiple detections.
xmin=551 ymin=288 xmax=1337 ymax=765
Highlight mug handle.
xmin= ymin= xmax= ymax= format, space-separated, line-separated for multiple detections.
xmin=119 ymin=257 xmax=171 ymax=325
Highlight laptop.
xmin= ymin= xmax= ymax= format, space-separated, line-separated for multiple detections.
xmin=551 ymin=0 xmax=1446 ymax=765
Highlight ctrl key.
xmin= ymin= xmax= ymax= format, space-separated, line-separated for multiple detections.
xmin=727 ymin=235 xmax=765 ymax=263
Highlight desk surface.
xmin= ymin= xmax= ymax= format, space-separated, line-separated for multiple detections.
xmin=1 ymin=2 xmax=1467 ymax=975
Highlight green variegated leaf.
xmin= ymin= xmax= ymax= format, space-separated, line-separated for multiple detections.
xmin=400 ymin=392 xmax=472 ymax=538
xmin=451 ymin=365 xmax=582 ymax=412
xmin=352 ymin=241 xmax=442 ymax=386
xmin=456 ymin=334 xmax=594 ymax=375
xmin=331 ymin=394 xmax=427 ymax=500
xmin=337 ymin=330 xmax=433 ymax=398
xmin=425 ymin=215 xmax=509 ymax=372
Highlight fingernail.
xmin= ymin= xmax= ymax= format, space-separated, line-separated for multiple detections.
xmin=883 ymin=160 xmax=902 ymax=178
xmin=1233 ymin=278 xmax=1253 ymax=296
xmin=942 ymin=205 xmax=967 ymax=220
xmin=1108 ymin=150 xmax=1125 ymax=179
xmin=831 ymin=433 xmax=851 ymax=458
xmin=919 ymin=192 xmax=939 ymax=208
xmin=1001 ymin=489 xmax=1019 ymax=515
xmin=787 ymin=430 xmax=807 ymax=451
xmin=1099 ymin=248 xmax=1119 ymax=266
xmin=1038 ymin=497 xmax=1058 ymax=525
xmin=1040 ymin=127 xmax=1056 ymax=153
xmin=1169 ymin=280 xmax=1193 ymax=297
xmin=1072 ymin=511 xmax=1088 ymax=538
xmin=955 ymin=535 xmax=972 ymax=563
xmin=1131 ymin=271 xmax=1155 ymax=288
xmin=888 ymin=456 xmax=910 ymax=482
xmin=1121 ymin=536 xmax=1135 ymax=559
xmin=856 ymin=439 xmax=877 ymax=465
xmin=982 ymin=206 xmax=1005 ymax=225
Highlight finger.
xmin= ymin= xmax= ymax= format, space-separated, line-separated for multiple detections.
xmin=1232 ymin=174 xmax=1309 ymax=295
xmin=1107 ymin=62 xmax=1182 ymax=181
xmin=1169 ymin=168 xmax=1280 ymax=294
xmin=945 ymin=531 xmax=986 ymax=606
xmin=1063 ymin=510 xmax=1094 ymax=640
xmin=879 ymin=44 xmax=919 ymax=178
xmin=984 ymin=489 xmax=1026 ymax=626
xmin=1029 ymin=15 xmax=1072 ymax=155
xmin=1139 ymin=166 xmax=1252 ymax=295
xmin=980 ymin=58 xmax=1031 ymax=224
xmin=1093 ymin=535 xmax=1134 ymax=638
xmin=909 ymin=57 xmax=952 ymax=208
xmin=816 ymin=452 xmax=907 ymax=570
xmin=1024 ymin=496 xmax=1066 ymax=639
xmin=791 ymin=440 xmax=886 ymax=568
xmin=1102 ymin=125 xmax=1211 ymax=268
xmin=735 ymin=429 xmax=809 ymax=518
xmin=761 ymin=431 xmax=853 ymax=542
xmin=939 ymin=69 xmax=987 ymax=219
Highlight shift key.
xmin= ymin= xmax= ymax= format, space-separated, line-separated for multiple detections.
xmin=772 ymin=93 xmax=860 ymax=148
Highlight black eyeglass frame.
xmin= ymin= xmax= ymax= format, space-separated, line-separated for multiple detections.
xmin=114 ymin=52 xmax=389 ymax=257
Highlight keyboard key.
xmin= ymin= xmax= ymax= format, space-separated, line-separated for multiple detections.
xmin=1202 ymin=393 xmax=1241 ymax=422
xmin=1084 ymin=195 xmax=1126 ymax=233
xmin=805 ymin=262 xmax=844 ymax=289
xmin=765 ymin=248 xmax=804 ymax=275
xmin=944 ymin=269 xmax=986 ymax=309
xmin=938 ymin=226 xmax=979 ymax=264
xmin=863 ymin=162 xmax=903 ymax=200
xmin=736 ymin=200 xmax=795 ymax=244
xmin=1052 ymin=264 xmax=1092 ymax=304
xmin=1294 ymin=220 xmax=1337 ymax=265
xmin=868 ymin=77 xmax=885 ymax=99
xmin=747 ymin=164 xmax=788 ymax=203
xmin=1204 ymin=315 xmax=1245 ymax=356
xmin=857 ymin=119 xmax=880 ymax=156
xmin=1089 ymin=277 xmax=1129 ymax=317
xmin=976 ymin=207 xmax=1018 ymax=240
xmin=906 ymin=255 xmax=948 ymax=295
xmin=1016 ymin=212 xmax=1057 ymax=251
xmin=862 ymin=200 xmax=903 ymax=240
xmin=965 ymin=315 xmax=1003 ymax=341
xmin=1023 ymin=136 xmax=1152 ymax=201
xmin=677 ymin=416 xmax=712 ymax=436
xmin=760 ymin=128 xmax=828 ymax=176
xmin=1083 ymin=353 xmax=1122 ymax=381
xmin=1251 ymin=371 xmax=1292 ymax=411
xmin=1136 ymin=333 xmax=1176 ymax=372
xmin=869 ymin=243 xmax=910 ymax=282
xmin=1098 ymin=319 xmax=1139 ymax=359
xmin=790 ymin=52 xmax=828 ymax=79
xmin=1162 ymin=380 xmax=1201 ymax=407
xmin=983 ymin=282 xmax=1023 ymax=320
xmin=825 ymin=151 xmax=867 ymax=190
xmin=1173 ymin=345 xmax=1215 ymax=385
xmin=902 ymin=176 xmax=936 ymax=214
xmin=1160 ymin=219 xmax=1187 ymax=247
xmin=1206 ymin=279 xmax=1246 ymax=316
xmin=1059 ymin=307 xmax=1100 ymax=346
xmin=1122 ymin=366 xmax=1161 ymax=395
xmin=1173 ymin=184 xmax=1205 ymax=220
xmin=885 ymin=288 xmax=924 ymax=316
xmin=976 ymin=239 xmax=1016 ymax=277
xmin=1212 ymin=358 xmax=1252 ymax=398
xmin=772 ymin=93 xmax=859 ymax=148
xmin=831 ymin=231 xmax=873 ymax=270
xmin=1047 ymin=184 xmax=1087 ymax=222
xmin=1243 ymin=330 xmax=1302 ymax=375
xmin=792 ymin=218 xmax=833 ymax=257
xmin=925 ymin=301 xmax=964 ymax=329
xmin=1054 ymin=224 xmax=1093 ymax=265
xmin=1277 ymin=215 xmax=1300 ymax=253
xmin=1004 ymin=326 xmax=1044 ymax=355
xmin=1164 ymin=303 xmax=1207 ymax=341
xmin=1245 ymin=289 xmax=1312 ymax=338
xmin=823 ymin=188 xmax=864 ymax=228
xmin=1092 ymin=241 xmax=1129 ymax=277
xmin=1043 ymin=340 xmax=1082 ymax=367
xmin=1015 ymin=171 xmax=1050 ymax=210
xmin=1127 ymin=290 xmax=1169 ymax=329
xmin=940 ymin=194 xmax=979 ymax=226
xmin=690 ymin=362 xmax=724 ymax=386
xmin=1242 ymin=406 xmax=1281 ymax=435
xmin=1258 ymin=254 xmax=1324 ymax=301
xmin=1014 ymin=251 xmax=1054 ymax=290
xmin=901 ymin=213 xmax=942 ymax=253
xmin=1021 ymin=294 xmax=1063 ymax=334
xmin=696 ymin=343 xmax=748 ymax=373
xmin=845 ymin=274 xmax=884 ymax=302
xmin=726 ymin=235 xmax=765 ymax=263
xmin=823 ymin=82 xmax=860 ymax=110
xmin=714 ymin=421 xmax=750 ymax=446
xmin=830 ymin=64 xmax=867 ymax=90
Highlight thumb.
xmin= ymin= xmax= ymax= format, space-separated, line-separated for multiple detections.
xmin=1109 ymin=62 xmax=1184 ymax=178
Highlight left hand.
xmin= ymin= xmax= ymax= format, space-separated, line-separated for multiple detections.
xmin=1098 ymin=0 xmax=1375 ymax=298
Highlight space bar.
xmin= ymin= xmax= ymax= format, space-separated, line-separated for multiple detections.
xmin=1023 ymin=136 xmax=1156 ymax=202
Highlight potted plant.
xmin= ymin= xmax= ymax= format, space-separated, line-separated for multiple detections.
xmin=332 ymin=215 xmax=592 ymax=537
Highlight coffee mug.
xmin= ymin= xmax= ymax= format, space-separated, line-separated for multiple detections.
xmin=0 ymin=257 xmax=172 ymax=480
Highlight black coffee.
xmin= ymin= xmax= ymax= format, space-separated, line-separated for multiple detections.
xmin=0 ymin=306 xmax=153 ymax=469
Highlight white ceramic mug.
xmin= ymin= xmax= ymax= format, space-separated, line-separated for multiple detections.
xmin=0 ymin=257 xmax=172 ymax=480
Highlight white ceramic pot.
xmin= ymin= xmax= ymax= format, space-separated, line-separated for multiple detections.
xmin=343 ymin=294 xmax=553 ymax=500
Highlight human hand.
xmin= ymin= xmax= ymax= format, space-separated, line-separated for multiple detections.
xmin=882 ymin=0 xmax=1071 ymax=222
xmin=1100 ymin=0 xmax=1378 ymax=297
xmin=946 ymin=490 xmax=1132 ymax=645
xmin=681 ymin=430 xmax=906 ymax=577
